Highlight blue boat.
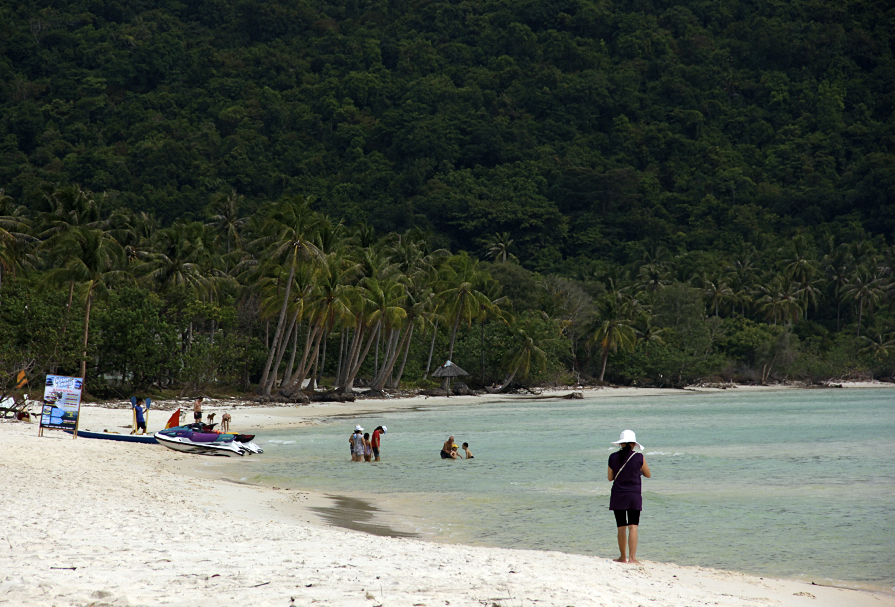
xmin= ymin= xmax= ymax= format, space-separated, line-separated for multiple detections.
xmin=64 ymin=429 xmax=158 ymax=444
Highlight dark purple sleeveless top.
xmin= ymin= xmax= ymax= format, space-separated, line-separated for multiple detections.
xmin=608 ymin=450 xmax=643 ymax=511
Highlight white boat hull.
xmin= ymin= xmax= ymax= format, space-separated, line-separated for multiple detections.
xmin=154 ymin=433 xmax=245 ymax=456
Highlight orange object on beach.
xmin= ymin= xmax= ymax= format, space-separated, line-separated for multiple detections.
xmin=164 ymin=409 xmax=181 ymax=429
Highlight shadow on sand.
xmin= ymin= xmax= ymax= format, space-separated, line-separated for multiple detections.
xmin=311 ymin=494 xmax=419 ymax=538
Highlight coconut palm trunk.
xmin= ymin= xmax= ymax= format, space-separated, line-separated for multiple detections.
xmin=371 ymin=327 xmax=411 ymax=391
xmin=258 ymin=264 xmax=295 ymax=393
xmin=485 ymin=365 xmax=519 ymax=394
xmin=280 ymin=321 xmax=300 ymax=389
xmin=263 ymin=309 xmax=298 ymax=395
xmin=336 ymin=330 xmax=346 ymax=386
xmin=284 ymin=323 xmax=323 ymax=393
xmin=599 ymin=346 xmax=610 ymax=382
xmin=424 ymin=320 xmax=438 ymax=378
xmin=390 ymin=325 xmax=415 ymax=389
xmin=340 ymin=321 xmax=381 ymax=393
xmin=80 ymin=282 xmax=95 ymax=379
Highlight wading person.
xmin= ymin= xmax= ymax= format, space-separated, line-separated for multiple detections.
xmin=441 ymin=436 xmax=458 ymax=459
xmin=351 ymin=425 xmax=365 ymax=462
xmin=608 ymin=429 xmax=651 ymax=564
xmin=371 ymin=426 xmax=386 ymax=461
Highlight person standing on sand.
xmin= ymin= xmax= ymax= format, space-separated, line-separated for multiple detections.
xmin=193 ymin=397 xmax=203 ymax=424
xmin=607 ymin=429 xmax=651 ymax=564
xmin=371 ymin=426 xmax=386 ymax=461
xmin=131 ymin=399 xmax=147 ymax=435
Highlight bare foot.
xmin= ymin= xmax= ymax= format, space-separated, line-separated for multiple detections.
xmin=614 ymin=557 xmax=627 ymax=563
xmin=627 ymin=558 xmax=640 ymax=564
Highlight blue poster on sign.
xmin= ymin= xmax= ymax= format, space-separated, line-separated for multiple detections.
xmin=40 ymin=375 xmax=83 ymax=434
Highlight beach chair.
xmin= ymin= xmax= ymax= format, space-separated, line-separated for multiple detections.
xmin=0 ymin=396 xmax=31 ymax=421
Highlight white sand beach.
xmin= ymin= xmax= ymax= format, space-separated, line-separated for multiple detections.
xmin=2 ymin=385 xmax=893 ymax=607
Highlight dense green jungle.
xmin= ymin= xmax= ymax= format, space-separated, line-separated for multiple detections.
xmin=1 ymin=0 xmax=894 ymax=398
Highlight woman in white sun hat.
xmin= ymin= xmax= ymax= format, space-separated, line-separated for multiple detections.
xmin=350 ymin=425 xmax=364 ymax=462
xmin=607 ymin=429 xmax=651 ymax=564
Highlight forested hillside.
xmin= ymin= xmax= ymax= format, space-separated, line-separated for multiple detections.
xmin=2 ymin=0 xmax=894 ymax=264
xmin=1 ymin=0 xmax=895 ymax=397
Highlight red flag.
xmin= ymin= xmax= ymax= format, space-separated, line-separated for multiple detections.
xmin=164 ymin=408 xmax=181 ymax=429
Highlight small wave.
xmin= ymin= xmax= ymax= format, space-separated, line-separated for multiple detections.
xmin=265 ymin=439 xmax=296 ymax=444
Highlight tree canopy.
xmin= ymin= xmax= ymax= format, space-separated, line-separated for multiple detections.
xmin=2 ymin=0 xmax=895 ymax=398
xmin=1 ymin=0 xmax=894 ymax=267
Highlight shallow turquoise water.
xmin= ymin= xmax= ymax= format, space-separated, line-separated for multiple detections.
xmin=224 ymin=388 xmax=895 ymax=590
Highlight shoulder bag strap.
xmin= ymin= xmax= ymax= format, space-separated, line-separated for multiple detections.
xmin=612 ymin=451 xmax=639 ymax=486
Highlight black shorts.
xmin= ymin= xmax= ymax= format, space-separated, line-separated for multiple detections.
xmin=194 ymin=411 xmax=202 ymax=421
xmin=372 ymin=447 xmax=380 ymax=457
xmin=137 ymin=421 xmax=146 ymax=430
xmin=440 ymin=450 xmax=451 ymax=459
xmin=613 ymin=509 xmax=641 ymax=527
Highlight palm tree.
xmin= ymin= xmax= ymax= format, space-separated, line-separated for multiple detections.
xmin=819 ymin=237 xmax=855 ymax=330
xmin=487 ymin=317 xmax=558 ymax=393
xmin=635 ymin=261 xmax=671 ymax=296
xmin=251 ymin=197 xmax=322 ymax=394
xmin=282 ymin=252 xmax=355 ymax=394
xmin=723 ymin=248 xmax=758 ymax=317
xmin=388 ymin=282 xmax=438 ymax=389
xmin=631 ymin=310 xmax=666 ymax=346
xmin=438 ymin=252 xmax=494 ymax=364
xmin=484 ymin=232 xmax=518 ymax=264
xmin=337 ymin=277 xmax=406 ymax=393
xmin=108 ymin=208 xmax=155 ymax=267
xmin=139 ymin=222 xmax=212 ymax=294
xmin=37 ymin=185 xmax=112 ymax=317
xmin=756 ymin=274 xmax=802 ymax=326
xmin=207 ymin=189 xmax=247 ymax=257
xmin=587 ymin=296 xmax=637 ymax=383
xmin=783 ymin=234 xmax=821 ymax=319
xmin=842 ymin=270 xmax=884 ymax=336
xmin=45 ymin=227 xmax=128 ymax=379
xmin=37 ymin=184 xmax=109 ymax=238
xmin=702 ymin=275 xmax=735 ymax=317
xmin=857 ymin=329 xmax=895 ymax=362
xmin=0 ymin=189 xmax=36 ymax=301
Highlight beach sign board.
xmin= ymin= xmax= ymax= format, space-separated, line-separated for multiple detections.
xmin=39 ymin=375 xmax=83 ymax=438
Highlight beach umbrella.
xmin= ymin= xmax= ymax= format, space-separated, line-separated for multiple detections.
xmin=431 ymin=360 xmax=469 ymax=395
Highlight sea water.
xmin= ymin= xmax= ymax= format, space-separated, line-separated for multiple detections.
xmin=219 ymin=388 xmax=895 ymax=591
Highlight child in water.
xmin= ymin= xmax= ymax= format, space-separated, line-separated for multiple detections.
xmin=462 ymin=442 xmax=473 ymax=459
xmin=363 ymin=432 xmax=373 ymax=462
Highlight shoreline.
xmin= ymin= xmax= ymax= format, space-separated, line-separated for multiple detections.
xmin=3 ymin=384 xmax=893 ymax=606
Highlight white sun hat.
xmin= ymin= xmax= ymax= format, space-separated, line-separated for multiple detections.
xmin=611 ymin=429 xmax=644 ymax=451
xmin=381 ymin=426 xmax=387 ymax=432
xmin=355 ymin=425 xmax=363 ymax=432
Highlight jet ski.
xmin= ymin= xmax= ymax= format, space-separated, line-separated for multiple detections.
xmin=154 ymin=424 xmax=263 ymax=456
